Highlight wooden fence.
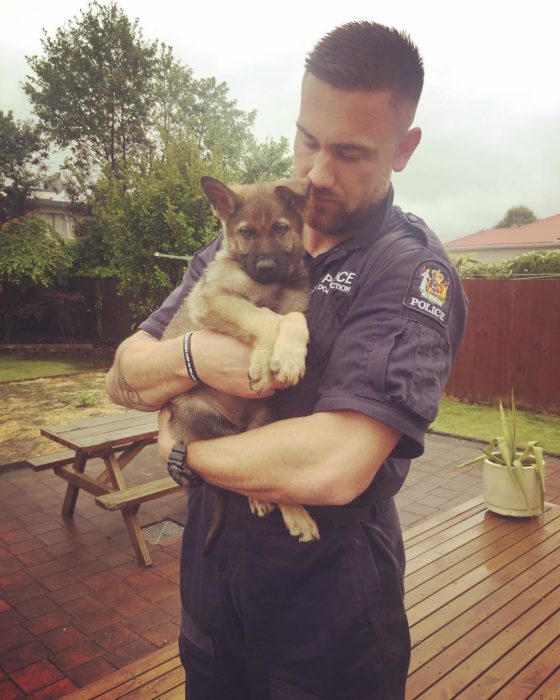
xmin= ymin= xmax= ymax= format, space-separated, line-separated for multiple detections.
xmin=445 ymin=278 xmax=560 ymax=414
xmin=1 ymin=277 xmax=135 ymax=343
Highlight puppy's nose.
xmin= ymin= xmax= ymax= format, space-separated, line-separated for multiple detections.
xmin=255 ymin=258 xmax=277 ymax=273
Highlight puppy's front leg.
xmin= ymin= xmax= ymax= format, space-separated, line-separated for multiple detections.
xmin=247 ymin=334 xmax=278 ymax=394
xmin=270 ymin=312 xmax=309 ymax=386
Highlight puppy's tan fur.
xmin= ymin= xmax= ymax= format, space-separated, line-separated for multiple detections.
xmin=162 ymin=176 xmax=320 ymax=549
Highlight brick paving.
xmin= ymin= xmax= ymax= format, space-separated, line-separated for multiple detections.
xmin=0 ymin=433 xmax=559 ymax=698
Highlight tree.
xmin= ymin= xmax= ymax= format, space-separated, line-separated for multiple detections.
xmin=74 ymin=148 xmax=217 ymax=322
xmin=240 ymin=136 xmax=293 ymax=183
xmin=149 ymin=46 xmax=257 ymax=181
xmin=0 ymin=111 xmax=48 ymax=222
xmin=23 ymin=1 xmax=157 ymax=171
xmin=21 ymin=2 xmax=298 ymax=331
xmin=495 ymin=206 xmax=538 ymax=229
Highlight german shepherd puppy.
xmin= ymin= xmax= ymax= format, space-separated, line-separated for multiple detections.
xmin=162 ymin=176 xmax=320 ymax=551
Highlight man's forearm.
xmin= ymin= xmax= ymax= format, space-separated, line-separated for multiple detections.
xmin=106 ymin=329 xmax=269 ymax=411
xmin=106 ymin=331 xmax=193 ymax=410
xmin=184 ymin=411 xmax=401 ymax=506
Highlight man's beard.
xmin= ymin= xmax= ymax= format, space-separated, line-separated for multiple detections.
xmin=306 ymin=187 xmax=386 ymax=236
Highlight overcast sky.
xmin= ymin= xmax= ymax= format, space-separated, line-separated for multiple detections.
xmin=1 ymin=0 xmax=558 ymax=241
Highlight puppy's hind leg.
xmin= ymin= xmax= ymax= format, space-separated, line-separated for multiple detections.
xmin=278 ymin=504 xmax=320 ymax=542
xmin=246 ymin=400 xmax=277 ymax=518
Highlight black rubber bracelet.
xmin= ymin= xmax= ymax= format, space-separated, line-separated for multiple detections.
xmin=183 ymin=331 xmax=200 ymax=383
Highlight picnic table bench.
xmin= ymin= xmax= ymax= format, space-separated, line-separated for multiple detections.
xmin=65 ymin=496 xmax=560 ymax=698
xmin=26 ymin=410 xmax=182 ymax=566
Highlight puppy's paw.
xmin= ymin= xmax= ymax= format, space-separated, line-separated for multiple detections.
xmin=249 ymin=499 xmax=276 ymax=517
xmin=270 ymin=342 xmax=307 ymax=386
xmin=248 ymin=359 xmax=274 ymax=394
xmin=278 ymin=505 xmax=320 ymax=542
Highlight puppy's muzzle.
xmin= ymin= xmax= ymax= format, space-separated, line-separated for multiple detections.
xmin=253 ymin=257 xmax=280 ymax=283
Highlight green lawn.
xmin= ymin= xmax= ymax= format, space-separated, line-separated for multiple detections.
xmin=432 ymin=397 xmax=560 ymax=454
xmin=0 ymin=355 xmax=110 ymax=382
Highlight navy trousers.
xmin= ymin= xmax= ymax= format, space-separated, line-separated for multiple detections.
xmin=178 ymin=490 xmax=410 ymax=700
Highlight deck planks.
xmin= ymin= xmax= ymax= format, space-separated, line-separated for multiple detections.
xmin=406 ymin=499 xmax=560 ymax=699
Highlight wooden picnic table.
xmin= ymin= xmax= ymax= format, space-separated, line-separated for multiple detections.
xmin=28 ymin=410 xmax=182 ymax=566
xmin=65 ymin=496 xmax=560 ymax=698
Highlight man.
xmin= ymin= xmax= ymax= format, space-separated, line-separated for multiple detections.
xmin=106 ymin=21 xmax=468 ymax=699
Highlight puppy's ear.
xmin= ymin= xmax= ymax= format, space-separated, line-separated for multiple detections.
xmin=274 ymin=177 xmax=311 ymax=214
xmin=200 ymin=177 xmax=241 ymax=222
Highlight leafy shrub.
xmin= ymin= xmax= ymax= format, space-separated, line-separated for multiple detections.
xmin=451 ymin=250 xmax=560 ymax=279
xmin=0 ymin=216 xmax=74 ymax=289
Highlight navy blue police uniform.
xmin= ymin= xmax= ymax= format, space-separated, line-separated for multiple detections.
xmin=139 ymin=186 xmax=468 ymax=700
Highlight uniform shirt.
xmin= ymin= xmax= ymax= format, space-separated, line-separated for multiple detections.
xmin=139 ymin=187 xmax=468 ymax=505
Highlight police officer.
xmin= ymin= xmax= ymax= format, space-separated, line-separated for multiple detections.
xmin=106 ymin=21 xmax=468 ymax=700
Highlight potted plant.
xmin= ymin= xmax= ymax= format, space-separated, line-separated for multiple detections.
xmin=456 ymin=394 xmax=546 ymax=517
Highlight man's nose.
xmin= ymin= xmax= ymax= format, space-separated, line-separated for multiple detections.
xmin=307 ymin=150 xmax=335 ymax=190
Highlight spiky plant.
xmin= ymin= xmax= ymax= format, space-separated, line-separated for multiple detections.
xmin=456 ymin=393 xmax=545 ymax=515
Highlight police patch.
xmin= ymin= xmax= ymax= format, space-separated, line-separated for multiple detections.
xmin=403 ymin=260 xmax=453 ymax=326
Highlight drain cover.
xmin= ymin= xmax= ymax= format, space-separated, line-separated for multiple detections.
xmin=142 ymin=519 xmax=183 ymax=545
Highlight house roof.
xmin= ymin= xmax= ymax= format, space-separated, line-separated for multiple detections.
xmin=29 ymin=192 xmax=88 ymax=214
xmin=445 ymin=213 xmax=560 ymax=249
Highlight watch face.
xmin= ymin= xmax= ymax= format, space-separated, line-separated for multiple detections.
xmin=167 ymin=446 xmax=204 ymax=488
xmin=167 ymin=461 xmax=192 ymax=488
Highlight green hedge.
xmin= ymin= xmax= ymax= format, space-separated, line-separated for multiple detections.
xmin=450 ymin=250 xmax=560 ymax=279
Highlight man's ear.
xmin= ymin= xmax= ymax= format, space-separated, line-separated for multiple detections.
xmin=393 ymin=127 xmax=422 ymax=173
xmin=200 ymin=176 xmax=241 ymax=221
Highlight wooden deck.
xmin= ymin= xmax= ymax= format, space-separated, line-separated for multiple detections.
xmin=404 ymin=497 xmax=560 ymax=698
xmin=67 ymin=497 xmax=560 ymax=699
xmin=65 ymin=644 xmax=183 ymax=699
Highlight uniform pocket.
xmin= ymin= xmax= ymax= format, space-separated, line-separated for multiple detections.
xmin=181 ymin=607 xmax=215 ymax=657
xmin=343 ymin=524 xmax=383 ymax=629
xmin=406 ymin=324 xmax=451 ymax=422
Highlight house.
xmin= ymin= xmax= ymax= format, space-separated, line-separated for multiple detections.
xmin=28 ymin=179 xmax=86 ymax=241
xmin=444 ymin=214 xmax=560 ymax=263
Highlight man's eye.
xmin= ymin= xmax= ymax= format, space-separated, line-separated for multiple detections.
xmin=337 ymin=148 xmax=362 ymax=161
xmin=301 ymin=135 xmax=318 ymax=150
xmin=239 ymin=227 xmax=254 ymax=239
xmin=274 ymin=223 xmax=289 ymax=236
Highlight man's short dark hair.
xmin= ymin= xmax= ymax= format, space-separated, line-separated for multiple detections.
xmin=305 ymin=21 xmax=424 ymax=106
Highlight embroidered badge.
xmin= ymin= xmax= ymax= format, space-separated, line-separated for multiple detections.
xmin=403 ymin=261 xmax=454 ymax=325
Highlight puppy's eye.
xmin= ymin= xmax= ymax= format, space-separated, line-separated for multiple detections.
xmin=239 ymin=226 xmax=254 ymax=239
xmin=274 ymin=223 xmax=289 ymax=236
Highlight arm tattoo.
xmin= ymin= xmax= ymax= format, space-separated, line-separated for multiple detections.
xmin=114 ymin=338 xmax=159 ymax=409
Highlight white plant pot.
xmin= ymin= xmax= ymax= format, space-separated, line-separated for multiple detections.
xmin=482 ymin=458 xmax=544 ymax=517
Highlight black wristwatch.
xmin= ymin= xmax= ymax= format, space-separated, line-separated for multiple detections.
xmin=167 ymin=441 xmax=204 ymax=488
